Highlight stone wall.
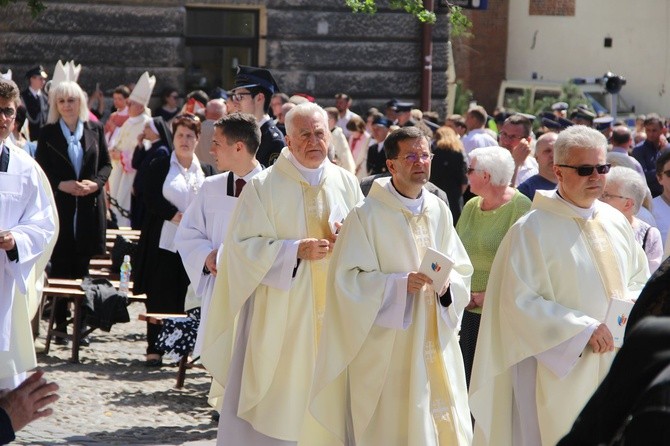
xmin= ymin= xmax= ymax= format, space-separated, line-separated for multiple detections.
xmin=0 ymin=0 xmax=451 ymax=117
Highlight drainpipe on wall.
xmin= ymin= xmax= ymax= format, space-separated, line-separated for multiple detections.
xmin=421 ymin=0 xmax=435 ymax=111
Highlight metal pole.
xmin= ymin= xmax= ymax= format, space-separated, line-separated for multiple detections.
xmin=610 ymin=92 xmax=618 ymax=120
xmin=421 ymin=0 xmax=434 ymax=111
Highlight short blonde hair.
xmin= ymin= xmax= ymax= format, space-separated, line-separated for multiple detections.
xmin=47 ymin=81 xmax=89 ymax=124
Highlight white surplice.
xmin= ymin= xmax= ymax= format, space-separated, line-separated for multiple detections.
xmin=201 ymin=148 xmax=362 ymax=445
xmin=108 ymin=114 xmax=149 ymax=227
xmin=174 ymin=165 xmax=263 ymax=356
xmin=469 ymin=190 xmax=650 ymax=446
xmin=0 ymin=142 xmax=57 ymax=388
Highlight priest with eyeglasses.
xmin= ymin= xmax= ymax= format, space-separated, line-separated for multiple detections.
xmin=469 ymin=125 xmax=650 ymax=446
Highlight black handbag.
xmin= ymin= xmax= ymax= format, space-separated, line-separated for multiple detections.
xmin=111 ymin=235 xmax=137 ymax=271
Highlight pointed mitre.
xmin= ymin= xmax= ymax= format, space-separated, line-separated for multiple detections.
xmin=128 ymin=71 xmax=156 ymax=107
xmin=47 ymin=60 xmax=68 ymax=92
xmin=67 ymin=60 xmax=82 ymax=83
xmin=0 ymin=69 xmax=12 ymax=81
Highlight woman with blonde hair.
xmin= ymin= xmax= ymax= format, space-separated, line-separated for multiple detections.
xmin=430 ymin=126 xmax=468 ymax=223
xmin=35 ymin=80 xmax=111 ymax=343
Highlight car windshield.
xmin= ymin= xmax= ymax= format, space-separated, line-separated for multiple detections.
xmin=584 ymin=91 xmax=635 ymax=115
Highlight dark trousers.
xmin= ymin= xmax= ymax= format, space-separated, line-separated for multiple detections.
xmin=459 ymin=310 xmax=481 ymax=389
xmin=50 ymin=255 xmax=91 ymax=329
xmin=144 ymin=248 xmax=189 ymax=355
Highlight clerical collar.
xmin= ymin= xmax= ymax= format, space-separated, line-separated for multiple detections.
xmin=387 ymin=180 xmax=424 ymax=215
xmin=556 ymin=190 xmax=596 ymax=219
xmin=234 ymin=163 xmax=263 ymax=183
xmin=287 ymin=151 xmax=325 ymax=186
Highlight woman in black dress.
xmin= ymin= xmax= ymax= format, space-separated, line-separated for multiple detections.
xmin=133 ymin=114 xmax=215 ymax=366
xmin=429 ymin=126 xmax=468 ymax=224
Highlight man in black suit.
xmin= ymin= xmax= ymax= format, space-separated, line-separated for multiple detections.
xmin=366 ymin=116 xmax=392 ymax=175
xmin=19 ymin=66 xmax=48 ymax=141
xmin=227 ymin=66 xmax=285 ymax=167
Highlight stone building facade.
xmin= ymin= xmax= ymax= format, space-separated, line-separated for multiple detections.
xmin=0 ymin=0 xmax=457 ymax=117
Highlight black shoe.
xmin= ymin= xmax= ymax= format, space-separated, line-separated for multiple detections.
xmin=54 ymin=336 xmax=69 ymax=346
xmin=211 ymin=411 xmax=220 ymax=423
xmin=79 ymin=336 xmax=90 ymax=347
xmin=144 ymin=357 xmax=163 ymax=367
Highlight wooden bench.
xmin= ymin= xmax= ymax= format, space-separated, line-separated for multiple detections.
xmin=42 ymin=282 xmax=146 ymax=363
xmin=138 ymin=312 xmax=191 ymax=388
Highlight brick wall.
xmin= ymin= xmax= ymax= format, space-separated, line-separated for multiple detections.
xmin=529 ymin=0 xmax=575 ymax=16
xmin=452 ymin=1 xmax=509 ymax=113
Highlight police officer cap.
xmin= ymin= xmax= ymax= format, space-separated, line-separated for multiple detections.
xmin=395 ymin=101 xmax=414 ymax=113
xmin=386 ymin=98 xmax=399 ymax=110
xmin=25 ymin=65 xmax=47 ymax=79
xmin=558 ymin=117 xmax=575 ymax=129
xmin=571 ymin=108 xmax=596 ymax=121
xmin=541 ymin=117 xmax=562 ymax=131
xmin=232 ymin=66 xmax=279 ymax=95
xmin=551 ymin=101 xmax=569 ymax=111
xmin=593 ymin=116 xmax=614 ymax=131
xmin=372 ymin=116 xmax=393 ymax=128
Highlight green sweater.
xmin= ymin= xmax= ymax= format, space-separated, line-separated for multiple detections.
xmin=456 ymin=191 xmax=532 ymax=313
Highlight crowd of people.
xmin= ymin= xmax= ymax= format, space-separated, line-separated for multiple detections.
xmin=1 ymin=59 xmax=670 ymax=445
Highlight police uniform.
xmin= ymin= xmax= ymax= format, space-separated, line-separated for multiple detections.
xmin=20 ymin=66 xmax=49 ymax=141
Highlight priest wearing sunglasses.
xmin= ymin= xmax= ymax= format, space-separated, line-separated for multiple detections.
xmin=470 ymin=125 xmax=650 ymax=446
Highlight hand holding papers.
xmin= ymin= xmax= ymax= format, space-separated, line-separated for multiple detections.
xmin=604 ymin=297 xmax=635 ymax=348
xmin=418 ymin=248 xmax=454 ymax=294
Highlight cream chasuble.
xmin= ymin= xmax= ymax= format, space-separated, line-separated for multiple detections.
xmin=201 ymin=148 xmax=362 ymax=442
xmin=469 ymin=190 xmax=650 ymax=446
xmin=311 ymin=177 xmax=473 ymax=446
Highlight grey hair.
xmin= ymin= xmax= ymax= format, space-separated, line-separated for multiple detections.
xmin=285 ymin=102 xmax=328 ymax=136
xmin=469 ymin=146 xmax=515 ymax=186
xmin=554 ymin=125 xmax=607 ymax=164
xmin=606 ymin=166 xmax=648 ymax=214
xmin=47 ymin=81 xmax=89 ymax=124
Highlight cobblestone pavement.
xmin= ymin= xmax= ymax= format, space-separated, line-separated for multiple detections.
xmin=12 ymin=302 xmax=218 ymax=446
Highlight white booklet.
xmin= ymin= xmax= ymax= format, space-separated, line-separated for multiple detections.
xmin=604 ymin=297 xmax=635 ymax=348
xmin=418 ymin=247 xmax=454 ymax=293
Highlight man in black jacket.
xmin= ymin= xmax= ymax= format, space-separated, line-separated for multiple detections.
xmin=19 ymin=66 xmax=48 ymax=141
xmin=227 ymin=66 xmax=285 ymax=167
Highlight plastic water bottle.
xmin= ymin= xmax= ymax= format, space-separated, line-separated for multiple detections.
xmin=119 ymin=255 xmax=132 ymax=295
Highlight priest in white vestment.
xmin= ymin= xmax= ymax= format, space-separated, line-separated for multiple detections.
xmin=311 ymin=127 xmax=474 ymax=446
xmin=201 ymin=103 xmax=363 ymax=445
xmin=0 ymin=78 xmax=57 ymax=389
xmin=108 ymin=72 xmax=154 ymax=227
xmin=469 ymin=125 xmax=650 ymax=446
xmin=174 ymin=112 xmax=263 ymax=357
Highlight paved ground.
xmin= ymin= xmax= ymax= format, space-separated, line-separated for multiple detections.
xmin=12 ymin=302 xmax=218 ymax=446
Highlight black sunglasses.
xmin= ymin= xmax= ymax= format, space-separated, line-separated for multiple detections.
xmin=0 ymin=107 xmax=16 ymax=118
xmin=556 ymin=163 xmax=611 ymax=176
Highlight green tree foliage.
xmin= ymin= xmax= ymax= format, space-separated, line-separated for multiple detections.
xmin=345 ymin=0 xmax=472 ymax=32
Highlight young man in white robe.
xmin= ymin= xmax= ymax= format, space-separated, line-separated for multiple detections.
xmin=0 ymin=78 xmax=57 ymax=389
xmin=469 ymin=125 xmax=650 ymax=446
xmin=311 ymin=126 xmax=474 ymax=445
xmin=200 ymin=102 xmax=363 ymax=445
xmin=174 ymin=112 xmax=263 ymax=358
xmin=108 ymin=72 xmax=154 ymax=227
